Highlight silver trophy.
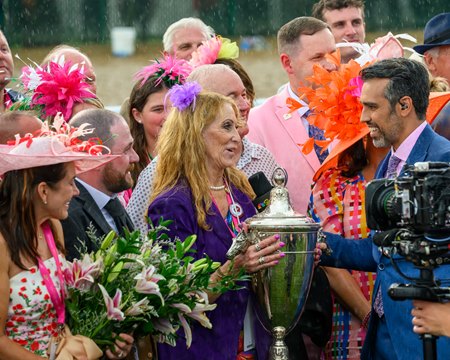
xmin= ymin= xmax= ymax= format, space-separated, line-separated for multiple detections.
xmin=227 ymin=168 xmax=321 ymax=360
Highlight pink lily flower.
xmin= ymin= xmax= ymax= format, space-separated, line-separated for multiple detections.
xmin=64 ymin=254 xmax=102 ymax=292
xmin=178 ymin=313 xmax=193 ymax=348
xmin=134 ymin=265 xmax=165 ymax=305
xmin=98 ymin=284 xmax=125 ymax=321
xmin=185 ymin=302 xmax=217 ymax=329
xmin=170 ymin=303 xmax=194 ymax=348
xmin=153 ymin=318 xmax=177 ymax=334
xmin=124 ymin=298 xmax=150 ymax=316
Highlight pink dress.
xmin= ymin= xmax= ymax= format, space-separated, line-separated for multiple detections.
xmin=310 ymin=169 xmax=376 ymax=360
xmin=6 ymin=255 xmax=65 ymax=357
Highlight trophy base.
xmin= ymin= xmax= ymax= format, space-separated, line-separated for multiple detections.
xmin=268 ymin=326 xmax=289 ymax=360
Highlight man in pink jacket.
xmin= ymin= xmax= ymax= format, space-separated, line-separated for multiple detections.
xmin=248 ymin=16 xmax=336 ymax=215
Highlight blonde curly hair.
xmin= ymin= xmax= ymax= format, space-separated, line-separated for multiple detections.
xmin=151 ymin=91 xmax=254 ymax=230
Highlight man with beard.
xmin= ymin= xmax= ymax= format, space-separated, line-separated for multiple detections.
xmin=61 ymin=109 xmax=139 ymax=261
xmin=319 ymin=58 xmax=450 ymax=359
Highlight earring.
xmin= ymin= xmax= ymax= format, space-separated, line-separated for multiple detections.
xmin=43 ymin=199 xmax=47 ymax=205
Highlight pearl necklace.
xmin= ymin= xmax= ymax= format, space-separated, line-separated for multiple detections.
xmin=209 ymin=184 xmax=225 ymax=191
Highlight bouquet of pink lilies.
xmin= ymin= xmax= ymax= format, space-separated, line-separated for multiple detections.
xmin=63 ymin=219 xmax=244 ymax=349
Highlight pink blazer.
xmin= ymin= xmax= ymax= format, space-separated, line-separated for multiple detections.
xmin=248 ymin=87 xmax=320 ymax=214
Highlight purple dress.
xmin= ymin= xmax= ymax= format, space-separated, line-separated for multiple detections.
xmin=148 ymin=180 xmax=270 ymax=360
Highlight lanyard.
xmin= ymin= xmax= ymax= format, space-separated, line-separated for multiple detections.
xmin=37 ymin=221 xmax=65 ymax=324
xmin=211 ymin=185 xmax=242 ymax=238
xmin=225 ymin=190 xmax=241 ymax=233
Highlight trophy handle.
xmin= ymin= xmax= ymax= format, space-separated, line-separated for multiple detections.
xmin=226 ymin=231 xmax=249 ymax=259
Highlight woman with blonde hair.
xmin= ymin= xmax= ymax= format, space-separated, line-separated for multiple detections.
xmin=148 ymin=84 xmax=283 ymax=359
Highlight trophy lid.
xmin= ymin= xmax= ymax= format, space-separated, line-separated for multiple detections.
xmin=246 ymin=168 xmax=320 ymax=230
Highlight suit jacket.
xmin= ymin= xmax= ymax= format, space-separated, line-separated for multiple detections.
xmin=248 ymin=87 xmax=320 ymax=214
xmin=322 ymin=124 xmax=450 ymax=359
xmin=61 ymin=180 xmax=134 ymax=260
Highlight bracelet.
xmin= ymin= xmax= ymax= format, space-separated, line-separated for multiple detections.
xmin=216 ymin=267 xmax=227 ymax=279
xmin=361 ymin=310 xmax=371 ymax=329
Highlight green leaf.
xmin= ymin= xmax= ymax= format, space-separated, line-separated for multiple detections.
xmin=182 ymin=234 xmax=197 ymax=253
xmin=107 ymin=261 xmax=124 ymax=283
xmin=100 ymin=231 xmax=116 ymax=250
xmin=142 ymin=320 xmax=155 ymax=335
xmin=116 ymin=237 xmax=128 ymax=254
xmin=103 ymin=243 xmax=117 ymax=267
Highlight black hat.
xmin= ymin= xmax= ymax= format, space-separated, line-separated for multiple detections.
xmin=414 ymin=13 xmax=450 ymax=55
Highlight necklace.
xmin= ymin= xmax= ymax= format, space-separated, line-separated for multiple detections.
xmin=209 ymin=184 xmax=225 ymax=191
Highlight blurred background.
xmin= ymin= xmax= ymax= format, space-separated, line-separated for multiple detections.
xmin=2 ymin=0 xmax=448 ymax=106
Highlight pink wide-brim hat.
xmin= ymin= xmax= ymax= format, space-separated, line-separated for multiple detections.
xmin=0 ymin=137 xmax=119 ymax=176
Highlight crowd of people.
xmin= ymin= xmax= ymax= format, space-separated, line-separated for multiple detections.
xmin=0 ymin=1 xmax=450 ymax=359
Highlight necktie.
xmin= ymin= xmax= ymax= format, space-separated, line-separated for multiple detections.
xmin=104 ymin=198 xmax=130 ymax=236
xmin=373 ymin=288 xmax=384 ymax=318
xmin=308 ymin=123 xmax=329 ymax=164
xmin=386 ymin=154 xmax=401 ymax=178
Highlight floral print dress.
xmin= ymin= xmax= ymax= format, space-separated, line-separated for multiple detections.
xmin=6 ymin=255 xmax=65 ymax=357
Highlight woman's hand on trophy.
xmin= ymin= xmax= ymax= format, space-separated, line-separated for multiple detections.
xmin=234 ymin=234 xmax=285 ymax=273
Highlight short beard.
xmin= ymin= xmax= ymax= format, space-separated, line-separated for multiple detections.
xmin=102 ymin=163 xmax=133 ymax=194
xmin=371 ymin=110 xmax=402 ymax=148
xmin=372 ymin=135 xmax=390 ymax=148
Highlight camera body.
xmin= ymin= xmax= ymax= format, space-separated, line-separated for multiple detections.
xmin=366 ymin=162 xmax=450 ymax=235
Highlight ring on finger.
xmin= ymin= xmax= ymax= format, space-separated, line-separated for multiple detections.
xmin=118 ymin=351 xmax=124 ymax=358
xmin=258 ymin=256 xmax=265 ymax=265
xmin=255 ymin=243 xmax=262 ymax=252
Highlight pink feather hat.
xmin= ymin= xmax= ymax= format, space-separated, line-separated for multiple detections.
xmin=0 ymin=115 xmax=118 ymax=176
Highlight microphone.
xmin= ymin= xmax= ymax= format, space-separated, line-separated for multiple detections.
xmin=248 ymin=171 xmax=273 ymax=213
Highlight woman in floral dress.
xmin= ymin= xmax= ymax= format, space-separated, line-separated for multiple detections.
xmin=0 ymin=116 xmax=130 ymax=359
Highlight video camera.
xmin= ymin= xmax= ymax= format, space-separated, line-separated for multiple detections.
xmin=365 ymin=162 xmax=450 ymax=359
xmin=366 ymin=161 xmax=450 ymax=236
xmin=365 ymin=161 xmax=450 ymax=293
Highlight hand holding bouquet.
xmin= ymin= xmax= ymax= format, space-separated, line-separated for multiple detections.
xmin=64 ymin=219 xmax=246 ymax=350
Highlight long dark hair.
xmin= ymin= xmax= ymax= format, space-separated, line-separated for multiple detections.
xmin=128 ymin=76 xmax=167 ymax=186
xmin=338 ymin=139 xmax=368 ymax=178
xmin=0 ymin=163 xmax=67 ymax=270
